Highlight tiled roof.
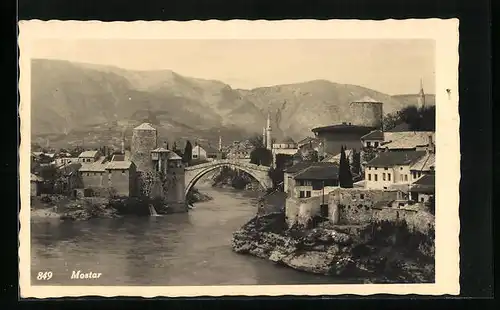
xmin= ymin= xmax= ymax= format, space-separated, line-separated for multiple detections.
xmin=134 ymin=123 xmax=156 ymax=131
xmin=297 ymin=136 xmax=318 ymax=146
xmin=111 ymin=154 xmax=125 ymax=161
xmin=166 ymin=152 xmax=182 ymax=160
xmin=361 ymin=130 xmax=384 ymax=141
xmin=366 ymin=151 xmax=426 ymax=168
xmin=410 ymin=153 xmax=435 ymax=171
xmin=294 ymin=164 xmax=339 ymax=180
xmin=381 ymin=131 xmax=434 ymax=150
xmin=284 ymin=161 xmax=336 ymax=174
xmin=195 ymin=144 xmax=218 ymax=154
xmin=78 ymin=150 xmax=99 ymax=158
xmin=311 ymin=124 xmax=375 ymax=133
xmin=31 ymin=173 xmax=43 ymax=182
xmin=79 ymin=162 xmax=107 ymax=172
xmin=321 ymin=149 xmax=354 ymax=163
xmin=278 ymin=137 xmax=296 ymax=144
xmin=58 ymin=163 xmax=82 ymax=175
xmin=412 ymin=174 xmax=435 ymax=187
xmin=151 ymin=147 xmax=169 ymax=152
xmin=105 ymin=161 xmax=133 ymax=170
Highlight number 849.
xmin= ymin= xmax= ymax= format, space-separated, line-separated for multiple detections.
xmin=36 ymin=271 xmax=53 ymax=280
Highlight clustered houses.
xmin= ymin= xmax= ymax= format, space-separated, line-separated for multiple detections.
xmin=226 ymin=140 xmax=253 ymax=161
xmin=30 ymin=123 xmax=187 ymax=211
xmin=283 ymin=90 xmax=436 ymax=228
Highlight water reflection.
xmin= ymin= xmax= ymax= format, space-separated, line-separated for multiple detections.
xmin=31 ymin=187 xmax=346 ymax=286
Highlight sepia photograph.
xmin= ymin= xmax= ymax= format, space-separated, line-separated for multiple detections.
xmin=18 ymin=20 xmax=460 ymax=297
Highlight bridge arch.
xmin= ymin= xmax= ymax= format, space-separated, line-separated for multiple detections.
xmin=184 ymin=160 xmax=273 ymax=197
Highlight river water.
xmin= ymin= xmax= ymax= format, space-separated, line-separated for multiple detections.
xmin=31 ymin=185 xmax=343 ymax=286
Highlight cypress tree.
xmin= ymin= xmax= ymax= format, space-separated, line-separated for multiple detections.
xmin=339 ymin=145 xmax=346 ymax=186
xmin=183 ymin=140 xmax=193 ymax=164
xmin=344 ymin=146 xmax=354 ymax=188
xmin=339 ymin=145 xmax=354 ymax=188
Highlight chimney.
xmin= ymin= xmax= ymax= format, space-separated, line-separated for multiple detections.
xmin=428 ymin=134 xmax=435 ymax=153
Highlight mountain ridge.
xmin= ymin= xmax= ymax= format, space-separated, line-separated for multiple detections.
xmin=30 ymin=59 xmax=434 ymax=149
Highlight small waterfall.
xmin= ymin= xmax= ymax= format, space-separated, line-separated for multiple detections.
xmin=148 ymin=204 xmax=161 ymax=217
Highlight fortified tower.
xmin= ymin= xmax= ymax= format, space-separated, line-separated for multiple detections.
xmin=348 ymin=96 xmax=384 ymax=130
xmin=166 ymin=152 xmax=187 ymax=212
xmin=131 ymin=123 xmax=158 ymax=172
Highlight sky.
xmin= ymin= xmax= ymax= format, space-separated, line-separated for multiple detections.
xmin=32 ymin=39 xmax=435 ymax=95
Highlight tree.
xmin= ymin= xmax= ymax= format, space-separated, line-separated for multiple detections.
xmin=351 ymin=149 xmax=362 ymax=175
xmin=182 ymin=141 xmax=193 ymax=164
xmin=299 ymin=145 xmax=319 ymax=162
xmin=250 ymin=147 xmax=273 ymax=166
xmin=339 ymin=145 xmax=353 ymax=188
xmin=383 ymin=105 xmax=436 ymax=131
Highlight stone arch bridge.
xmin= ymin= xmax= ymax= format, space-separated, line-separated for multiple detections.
xmin=184 ymin=159 xmax=273 ymax=196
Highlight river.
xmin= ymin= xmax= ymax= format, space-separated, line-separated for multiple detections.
xmin=31 ymin=185 xmax=343 ymax=286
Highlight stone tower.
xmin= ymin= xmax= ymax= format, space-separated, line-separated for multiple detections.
xmin=417 ymin=78 xmax=426 ymax=109
xmin=130 ymin=123 xmax=157 ymax=172
xmin=266 ymin=113 xmax=272 ymax=150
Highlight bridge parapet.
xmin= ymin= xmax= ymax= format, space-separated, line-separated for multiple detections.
xmin=185 ymin=159 xmax=270 ymax=172
xmin=184 ymin=159 xmax=273 ymax=197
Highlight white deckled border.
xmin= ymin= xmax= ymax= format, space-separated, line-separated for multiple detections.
xmin=18 ymin=19 xmax=460 ymax=298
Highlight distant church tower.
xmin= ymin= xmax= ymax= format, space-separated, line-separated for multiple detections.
xmin=266 ymin=113 xmax=272 ymax=150
xmin=417 ymin=78 xmax=426 ymax=109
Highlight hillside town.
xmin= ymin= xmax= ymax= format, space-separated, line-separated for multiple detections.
xmin=30 ymin=84 xmax=435 ymax=229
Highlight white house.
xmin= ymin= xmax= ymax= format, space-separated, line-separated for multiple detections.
xmin=192 ymin=144 xmax=219 ymax=161
xmin=78 ymin=150 xmax=101 ymax=163
xmin=364 ymin=151 xmax=427 ymax=190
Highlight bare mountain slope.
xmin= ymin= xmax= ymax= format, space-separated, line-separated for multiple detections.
xmin=31 ymin=59 xmax=426 ymax=147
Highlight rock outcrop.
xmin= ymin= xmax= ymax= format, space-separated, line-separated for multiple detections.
xmin=232 ymin=213 xmax=435 ymax=283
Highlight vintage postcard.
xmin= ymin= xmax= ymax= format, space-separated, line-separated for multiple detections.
xmin=18 ymin=19 xmax=460 ymax=298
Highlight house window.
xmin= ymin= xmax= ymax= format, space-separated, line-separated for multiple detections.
xmin=360 ymin=193 xmax=365 ymax=199
xmin=366 ymin=141 xmax=371 ymax=147
xmin=368 ymin=174 xmax=371 ymax=181
xmin=388 ymin=173 xmax=391 ymax=181
xmin=384 ymin=167 xmax=388 ymax=170
xmin=193 ymin=154 xmax=198 ymax=159
xmin=400 ymin=167 xmax=403 ymax=170
xmin=299 ymin=191 xmax=305 ymax=198
xmin=412 ymin=171 xmax=417 ymax=179
xmin=374 ymin=174 xmax=378 ymax=181
xmin=400 ymin=175 xmax=404 ymax=182
xmin=383 ymin=173 xmax=386 ymax=181
xmin=404 ymin=175 xmax=408 ymax=182
xmin=122 ymin=170 xmax=126 ymax=175
xmin=374 ymin=142 xmax=379 ymax=147
xmin=305 ymin=191 xmax=311 ymax=198
xmin=420 ymin=197 xmax=425 ymax=202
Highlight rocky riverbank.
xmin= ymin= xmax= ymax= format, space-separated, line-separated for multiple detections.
xmin=31 ymin=187 xmax=213 ymax=221
xmin=232 ymin=212 xmax=435 ymax=283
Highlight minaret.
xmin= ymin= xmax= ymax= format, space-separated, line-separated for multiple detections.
xmin=121 ymin=130 xmax=125 ymax=154
xmin=266 ymin=112 xmax=272 ymax=150
xmin=417 ymin=78 xmax=426 ymax=109
xmin=218 ymin=135 xmax=222 ymax=151
xmin=262 ymin=127 xmax=267 ymax=147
